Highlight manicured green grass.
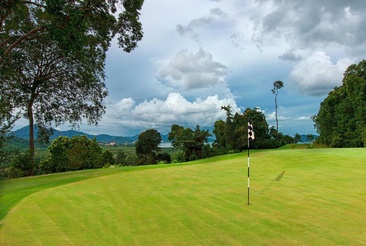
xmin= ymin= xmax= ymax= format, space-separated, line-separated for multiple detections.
xmin=1 ymin=148 xmax=366 ymax=245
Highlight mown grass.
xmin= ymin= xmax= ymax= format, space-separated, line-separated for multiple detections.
xmin=1 ymin=148 xmax=366 ymax=245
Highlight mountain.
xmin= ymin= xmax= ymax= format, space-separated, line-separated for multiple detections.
xmin=11 ymin=126 xmax=144 ymax=144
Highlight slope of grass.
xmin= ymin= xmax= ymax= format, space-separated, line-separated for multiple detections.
xmin=1 ymin=149 xmax=366 ymax=245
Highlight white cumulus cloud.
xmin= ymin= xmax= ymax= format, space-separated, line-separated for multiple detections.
xmin=290 ymin=51 xmax=354 ymax=96
xmin=158 ymin=48 xmax=228 ymax=90
xmin=102 ymin=93 xmax=240 ymax=134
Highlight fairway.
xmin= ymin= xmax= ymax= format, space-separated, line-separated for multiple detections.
xmin=1 ymin=148 xmax=366 ymax=245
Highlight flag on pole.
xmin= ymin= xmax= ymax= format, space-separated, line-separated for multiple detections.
xmin=247 ymin=120 xmax=254 ymax=205
xmin=248 ymin=120 xmax=255 ymax=142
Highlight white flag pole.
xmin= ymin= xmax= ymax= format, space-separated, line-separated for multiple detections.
xmin=247 ymin=132 xmax=250 ymax=205
xmin=247 ymin=120 xmax=254 ymax=205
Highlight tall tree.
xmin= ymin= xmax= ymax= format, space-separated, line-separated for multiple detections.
xmin=212 ymin=119 xmax=227 ymax=152
xmin=0 ymin=0 xmax=144 ymax=62
xmin=0 ymin=34 xmax=107 ymax=169
xmin=293 ymin=133 xmax=302 ymax=143
xmin=271 ymin=80 xmax=284 ymax=140
xmin=221 ymin=105 xmax=235 ymax=149
xmin=0 ymin=0 xmax=144 ymax=170
xmin=314 ymin=60 xmax=366 ymax=147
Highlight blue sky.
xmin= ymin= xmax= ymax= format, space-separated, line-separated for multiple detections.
xmin=16 ymin=0 xmax=366 ymax=136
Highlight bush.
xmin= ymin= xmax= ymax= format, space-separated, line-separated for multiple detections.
xmin=125 ymin=155 xmax=137 ymax=166
xmin=36 ymin=158 xmax=53 ymax=175
xmin=115 ymin=150 xmax=127 ymax=166
xmin=100 ymin=150 xmax=115 ymax=166
xmin=4 ymin=166 xmax=24 ymax=178
xmin=11 ymin=151 xmax=33 ymax=175
xmin=157 ymin=153 xmax=171 ymax=164
xmin=171 ymin=151 xmax=185 ymax=163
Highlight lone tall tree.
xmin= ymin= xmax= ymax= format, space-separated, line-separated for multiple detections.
xmin=0 ymin=0 xmax=144 ymax=171
xmin=271 ymin=80 xmax=284 ymax=140
xmin=0 ymin=33 xmax=108 ymax=170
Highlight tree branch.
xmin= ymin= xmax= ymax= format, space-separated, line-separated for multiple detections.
xmin=22 ymin=1 xmax=46 ymax=8
xmin=0 ymin=26 xmax=43 ymax=63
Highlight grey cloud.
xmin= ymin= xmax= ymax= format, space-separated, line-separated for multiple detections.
xmin=176 ymin=8 xmax=227 ymax=41
xmin=256 ymin=0 xmax=366 ymax=55
xmin=210 ymin=8 xmax=227 ymax=17
xmin=278 ymin=50 xmax=302 ymax=61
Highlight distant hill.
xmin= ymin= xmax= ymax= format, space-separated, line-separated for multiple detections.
xmin=11 ymin=126 xmax=170 ymax=144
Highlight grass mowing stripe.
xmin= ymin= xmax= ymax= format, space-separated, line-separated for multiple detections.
xmin=1 ymin=148 xmax=366 ymax=245
xmin=0 ymin=161 xmax=209 ymax=222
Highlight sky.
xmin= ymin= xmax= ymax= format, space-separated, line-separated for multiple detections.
xmin=16 ymin=0 xmax=366 ymax=137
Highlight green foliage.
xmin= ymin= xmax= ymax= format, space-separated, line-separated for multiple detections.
xmin=49 ymin=136 xmax=71 ymax=172
xmin=1 ymin=0 xmax=144 ymax=61
xmin=314 ymin=60 xmax=366 ymax=147
xmin=10 ymin=151 xmax=33 ymax=176
xmin=115 ymin=150 xmax=127 ymax=166
xmin=135 ymin=129 xmax=162 ymax=165
xmin=293 ymin=133 xmax=302 ymax=143
xmin=171 ymin=151 xmax=185 ymax=163
xmin=125 ymin=155 xmax=137 ymax=166
xmin=3 ymin=166 xmax=24 ymax=179
xmin=48 ymin=136 xmax=104 ymax=172
xmin=168 ymin=124 xmax=212 ymax=161
xmin=213 ymin=107 xmax=280 ymax=152
xmin=156 ymin=152 xmax=171 ymax=164
xmin=36 ymin=158 xmax=53 ymax=175
xmin=101 ymin=150 xmax=115 ymax=166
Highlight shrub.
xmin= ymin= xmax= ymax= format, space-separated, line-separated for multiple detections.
xmin=4 ymin=166 xmax=24 ymax=178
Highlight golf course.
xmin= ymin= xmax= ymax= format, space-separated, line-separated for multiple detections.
xmin=1 ymin=148 xmax=365 ymax=245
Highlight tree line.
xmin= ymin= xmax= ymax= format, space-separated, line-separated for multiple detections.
xmin=133 ymin=106 xmax=299 ymax=166
xmin=1 ymin=105 xmax=302 ymax=178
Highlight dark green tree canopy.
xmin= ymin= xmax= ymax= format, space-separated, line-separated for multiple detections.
xmin=213 ymin=107 xmax=272 ymax=151
xmin=168 ymin=124 xmax=211 ymax=161
xmin=314 ymin=60 xmax=366 ymax=147
xmin=135 ymin=129 xmax=162 ymax=165
xmin=0 ymin=0 xmax=144 ymax=62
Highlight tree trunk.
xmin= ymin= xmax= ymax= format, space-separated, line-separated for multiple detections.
xmin=275 ymin=92 xmax=279 ymax=140
xmin=28 ymin=99 xmax=35 ymax=175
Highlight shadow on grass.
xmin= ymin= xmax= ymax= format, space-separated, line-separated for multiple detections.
xmin=251 ymin=170 xmax=285 ymax=203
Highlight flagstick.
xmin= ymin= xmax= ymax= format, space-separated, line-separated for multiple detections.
xmin=247 ymin=135 xmax=250 ymax=205
xmin=247 ymin=120 xmax=254 ymax=205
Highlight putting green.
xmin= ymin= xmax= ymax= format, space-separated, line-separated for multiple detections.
xmin=1 ymin=149 xmax=366 ymax=245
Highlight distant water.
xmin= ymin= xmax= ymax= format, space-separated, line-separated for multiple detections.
xmin=159 ymin=142 xmax=173 ymax=148
xmin=158 ymin=142 xmax=213 ymax=148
